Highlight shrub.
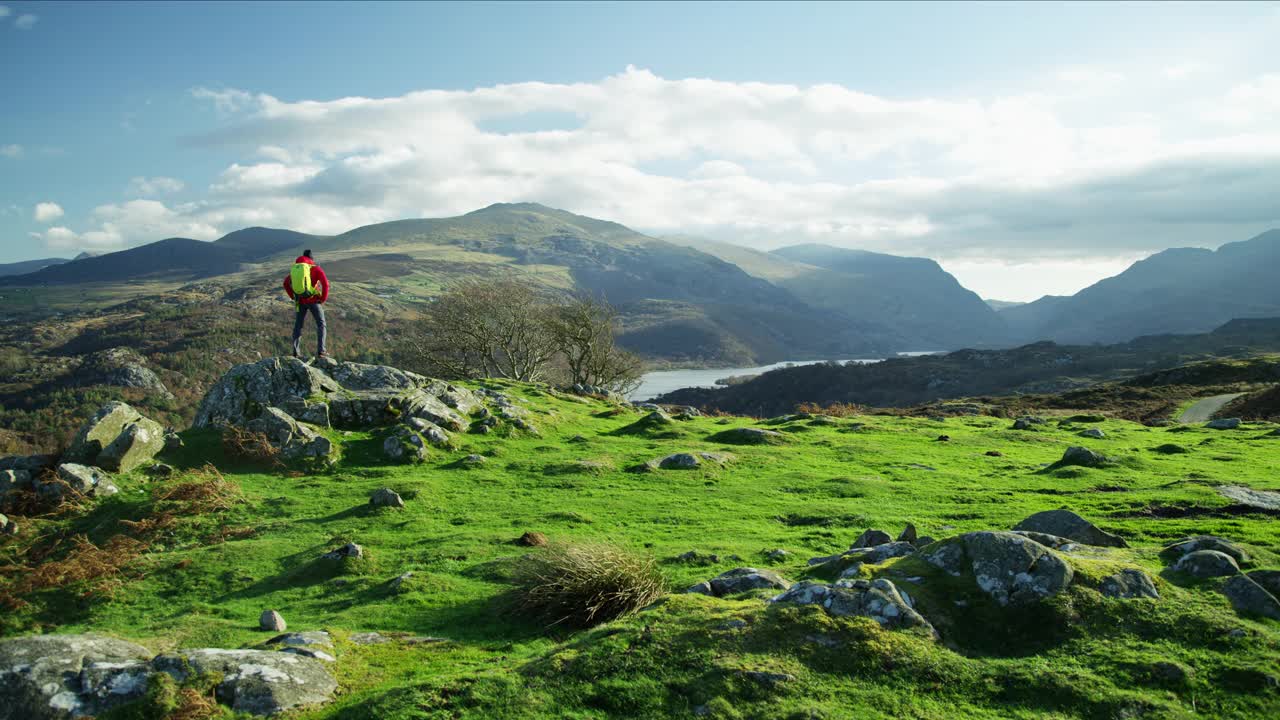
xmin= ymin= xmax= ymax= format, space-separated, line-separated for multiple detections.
xmin=510 ymin=542 xmax=666 ymax=629
xmin=220 ymin=426 xmax=282 ymax=468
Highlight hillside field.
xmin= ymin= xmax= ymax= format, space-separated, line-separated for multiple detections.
xmin=2 ymin=382 xmax=1279 ymax=718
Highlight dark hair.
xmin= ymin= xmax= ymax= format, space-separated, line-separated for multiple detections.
xmin=303 ymin=249 xmax=313 ymax=258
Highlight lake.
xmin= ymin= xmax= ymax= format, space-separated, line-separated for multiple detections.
xmin=629 ymin=352 xmax=944 ymax=401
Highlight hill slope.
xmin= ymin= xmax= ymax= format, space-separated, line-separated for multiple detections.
xmin=0 ymin=257 xmax=70 ymax=277
xmin=0 ymin=368 xmax=1277 ymax=719
xmin=1003 ymin=229 xmax=1280 ymax=344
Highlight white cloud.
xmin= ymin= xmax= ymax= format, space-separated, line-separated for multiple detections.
xmin=33 ymin=202 xmax=64 ymax=223
xmin=13 ymin=12 xmax=35 ymax=29
xmin=52 ymin=66 xmax=1280 ymax=294
xmin=128 ymin=176 xmax=186 ymax=196
xmin=0 ymin=144 xmax=20 ymax=158
xmin=43 ymin=227 xmax=79 ymax=249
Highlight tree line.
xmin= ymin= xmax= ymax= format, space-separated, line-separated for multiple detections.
xmin=396 ymin=279 xmax=644 ymax=395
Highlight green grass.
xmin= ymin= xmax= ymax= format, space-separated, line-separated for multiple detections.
xmin=2 ymin=384 xmax=1279 ymax=718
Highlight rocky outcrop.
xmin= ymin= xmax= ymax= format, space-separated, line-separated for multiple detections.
xmin=924 ymin=531 xmax=1073 ymax=606
xmin=1222 ymin=575 xmax=1280 ymax=620
xmin=152 ymin=648 xmax=337 ymax=716
xmin=245 ymin=407 xmax=337 ymax=464
xmin=771 ymin=579 xmax=936 ymax=637
xmin=383 ymin=426 xmax=428 ymax=463
xmin=1172 ymin=550 xmax=1239 ymax=578
xmin=1161 ymin=536 xmax=1249 ymax=565
xmin=74 ymin=348 xmax=172 ymax=398
xmin=1013 ymin=509 xmax=1128 ymax=548
xmin=40 ymin=464 xmax=119 ymax=501
xmin=63 ymin=402 xmax=164 ymax=473
xmin=690 ymin=568 xmax=791 ymax=597
xmin=0 ymin=633 xmax=153 ymax=720
xmin=1100 ymin=569 xmax=1159 ymax=599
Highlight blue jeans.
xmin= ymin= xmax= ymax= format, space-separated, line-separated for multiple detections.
xmin=292 ymin=303 xmax=327 ymax=357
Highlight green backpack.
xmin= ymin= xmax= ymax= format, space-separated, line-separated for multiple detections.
xmin=290 ymin=262 xmax=316 ymax=298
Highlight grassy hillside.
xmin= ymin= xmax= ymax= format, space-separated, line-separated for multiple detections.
xmin=2 ymin=384 xmax=1278 ymax=718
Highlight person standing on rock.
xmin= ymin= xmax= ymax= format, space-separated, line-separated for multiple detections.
xmin=284 ymin=249 xmax=330 ymax=359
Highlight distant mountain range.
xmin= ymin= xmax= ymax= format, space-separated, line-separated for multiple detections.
xmin=1000 ymin=230 xmax=1280 ymax=344
xmin=3 ymin=205 xmax=1278 ymax=362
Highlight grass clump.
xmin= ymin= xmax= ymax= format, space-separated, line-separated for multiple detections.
xmin=220 ymin=426 xmax=282 ymax=468
xmin=510 ymin=542 xmax=667 ymax=629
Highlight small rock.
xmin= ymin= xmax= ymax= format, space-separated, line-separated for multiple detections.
xmin=707 ymin=567 xmax=791 ymax=596
xmin=676 ymin=550 xmax=720 ymax=565
xmin=850 ymin=529 xmax=893 ymax=549
xmin=260 ymin=609 xmax=287 ymax=631
xmin=322 ymin=542 xmax=364 ymax=561
xmin=146 ymin=462 xmax=175 ymax=478
xmin=369 ymin=487 xmax=405 ymax=508
xmin=985 ymin=450 xmax=1003 ymax=457
xmin=935 ymin=435 xmax=951 ymax=442
xmin=1013 ymin=509 xmax=1128 ymax=548
xmin=742 ymin=670 xmax=796 ymax=687
xmin=1162 ymin=536 xmax=1249 ymax=565
xmin=1206 ymin=418 xmax=1242 ymax=430
xmin=267 ymin=631 xmax=333 ymax=649
xmin=1056 ymin=446 xmax=1108 ymax=468
xmin=897 ymin=523 xmax=917 ymax=543
xmin=349 ymin=632 xmax=389 ymax=645
xmin=568 ymin=434 xmax=588 ymax=443
xmin=1152 ymin=443 xmax=1189 ymax=455
xmin=1080 ymin=428 xmax=1106 ymax=439
xmin=1222 ymin=575 xmax=1280 ymax=620
xmin=164 ymin=430 xmax=184 ymax=450
xmin=1147 ymin=661 xmax=1193 ymax=685
xmin=708 ymin=427 xmax=786 ymax=445
xmin=390 ymin=572 xmax=414 ymax=590
xmin=657 ymin=453 xmax=700 ymax=470
xmin=1172 ymin=549 xmax=1239 ymax=578
xmin=517 ymin=531 xmax=548 ymax=547
xmin=460 ymin=454 xmax=486 ymax=467
xmin=1100 ymin=569 xmax=1160 ymax=599
xmin=684 ymin=581 xmax=714 ymax=596
xmin=764 ymin=548 xmax=790 ymax=561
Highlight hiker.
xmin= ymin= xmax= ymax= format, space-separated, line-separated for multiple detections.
xmin=283 ymin=249 xmax=330 ymax=359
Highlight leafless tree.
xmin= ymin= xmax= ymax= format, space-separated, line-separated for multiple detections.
xmin=547 ymin=292 xmax=644 ymax=395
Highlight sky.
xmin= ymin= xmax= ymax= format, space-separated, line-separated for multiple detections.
xmin=2 ymin=1 xmax=1280 ymax=301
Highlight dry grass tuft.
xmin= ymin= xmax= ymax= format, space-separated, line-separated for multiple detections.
xmin=0 ymin=534 xmax=146 ymax=610
xmin=221 ymin=426 xmax=283 ymax=468
xmin=796 ymin=401 xmax=863 ymax=418
xmin=155 ymin=465 xmax=245 ymax=514
xmin=510 ymin=542 xmax=666 ymax=629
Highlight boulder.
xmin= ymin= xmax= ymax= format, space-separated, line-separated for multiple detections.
xmin=246 ymin=407 xmax=336 ymax=463
xmin=1222 ymin=575 xmax=1280 ymax=620
xmin=44 ymin=464 xmax=118 ymax=500
xmin=97 ymin=417 xmax=166 ymax=473
xmin=1011 ymin=531 xmax=1075 ymax=550
xmin=1246 ymin=570 xmax=1280 ymax=597
xmin=1055 ymin=446 xmax=1108 ymax=468
xmin=0 ymin=633 xmax=153 ymax=720
xmin=405 ymin=417 xmax=452 ymax=447
xmin=771 ymin=579 xmax=936 ymax=636
xmin=369 ymin=488 xmax=405 ymax=509
xmin=708 ymin=427 xmax=785 ymax=445
xmin=322 ymin=542 xmax=363 ymax=561
xmin=684 ymin=581 xmax=714 ymax=596
xmin=193 ymin=357 xmax=340 ymax=428
xmin=1205 ymin=418 xmax=1242 ymax=430
xmin=707 ymin=568 xmax=791 ymax=596
xmin=1162 ymin=536 xmax=1249 ymax=565
xmin=924 ymin=531 xmax=1073 ymax=606
xmin=1216 ymin=485 xmax=1280 ymax=511
xmin=382 ymin=426 xmax=428 ymax=464
xmin=1172 ymin=550 xmax=1239 ymax=578
xmin=897 ymin=523 xmax=917 ymax=544
xmin=259 ymin=610 xmax=287 ymax=632
xmin=1013 ymin=509 xmax=1128 ymax=548
xmin=1080 ymin=428 xmax=1106 ymax=439
xmin=1100 ymin=569 xmax=1159 ymax=599
xmin=851 ymin=529 xmax=893 ymax=549
xmin=278 ymin=397 xmax=332 ymax=428
xmin=64 ymin=402 xmax=161 ymax=469
xmin=152 ymin=648 xmax=337 ymax=716
xmin=657 ymin=453 xmax=701 ymax=470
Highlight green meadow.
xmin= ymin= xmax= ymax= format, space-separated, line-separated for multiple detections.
xmin=3 ymin=383 xmax=1279 ymax=719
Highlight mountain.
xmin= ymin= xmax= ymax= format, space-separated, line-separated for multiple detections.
xmin=984 ymin=299 xmax=1025 ymax=311
xmin=4 ymin=227 xmax=326 ymax=286
xmin=1002 ymin=230 xmax=1280 ymax=344
xmin=0 ymin=257 xmax=70 ymax=277
xmin=310 ymin=204 xmax=896 ymax=362
xmin=767 ymin=244 xmax=1011 ymax=349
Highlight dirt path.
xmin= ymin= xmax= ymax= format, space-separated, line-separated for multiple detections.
xmin=1178 ymin=393 xmax=1247 ymax=423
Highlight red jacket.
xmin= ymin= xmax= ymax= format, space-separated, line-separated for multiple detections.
xmin=283 ymin=256 xmax=329 ymax=305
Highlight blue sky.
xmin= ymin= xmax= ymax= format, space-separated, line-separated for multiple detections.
xmin=2 ymin=1 xmax=1280 ymax=299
